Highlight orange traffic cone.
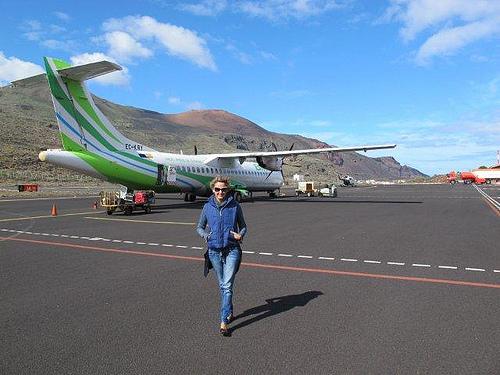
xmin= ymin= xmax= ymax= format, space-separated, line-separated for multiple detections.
xmin=51 ymin=203 xmax=58 ymax=216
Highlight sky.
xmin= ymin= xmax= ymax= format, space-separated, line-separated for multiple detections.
xmin=1 ymin=0 xmax=499 ymax=176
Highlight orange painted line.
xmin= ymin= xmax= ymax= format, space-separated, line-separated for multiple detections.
xmin=0 ymin=236 xmax=203 ymax=263
xmin=1 ymin=236 xmax=499 ymax=290
xmin=482 ymin=197 xmax=500 ymax=217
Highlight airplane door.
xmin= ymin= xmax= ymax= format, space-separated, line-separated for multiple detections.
xmin=157 ymin=164 xmax=176 ymax=185
xmin=167 ymin=166 xmax=176 ymax=183
xmin=157 ymin=164 xmax=166 ymax=185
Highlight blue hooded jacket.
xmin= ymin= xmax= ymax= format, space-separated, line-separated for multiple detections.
xmin=197 ymin=194 xmax=247 ymax=250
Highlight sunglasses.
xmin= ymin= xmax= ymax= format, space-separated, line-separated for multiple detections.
xmin=213 ymin=187 xmax=228 ymax=193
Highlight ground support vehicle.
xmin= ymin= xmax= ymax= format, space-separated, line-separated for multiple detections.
xmin=295 ymin=181 xmax=317 ymax=197
xmin=447 ymin=171 xmax=488 ymax=185
xmin=317 ymin=185 xmax=338 ymax=197
xmin=100 ymin=190 xmax=155 ymax=215
xmin=295 ymin=182 xmax=337 ymax=198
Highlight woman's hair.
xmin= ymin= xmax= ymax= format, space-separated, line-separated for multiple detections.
xmin=210 ymin=176 xmax=231 ymax=189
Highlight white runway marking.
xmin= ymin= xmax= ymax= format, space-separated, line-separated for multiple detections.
xmin=438 ymin=265 xmax=458 ymax=270
xmin=2 ymin=228 xmax=498 ymax=276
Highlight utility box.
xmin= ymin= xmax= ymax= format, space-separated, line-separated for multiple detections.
xmin=18 ymin=184 xmax=39 ymax=192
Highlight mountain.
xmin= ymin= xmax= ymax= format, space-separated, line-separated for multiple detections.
xmin=0 ymin=80 xmax=427 ymax=185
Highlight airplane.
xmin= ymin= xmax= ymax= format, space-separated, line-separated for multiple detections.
xmin=12 ymin=57 xmax=396 ymax=203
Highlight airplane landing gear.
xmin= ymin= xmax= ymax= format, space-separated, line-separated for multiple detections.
xmin=268 ymin=191 xmax=277 ymax=198
xmin=184 ymin=193 xmax=196 ymax=202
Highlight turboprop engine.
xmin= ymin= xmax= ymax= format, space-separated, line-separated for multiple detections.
xmin=256 ymin=156 xmax=284 ymax=171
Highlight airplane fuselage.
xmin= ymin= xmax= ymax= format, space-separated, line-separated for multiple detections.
xmin=40 ymin=149 xmax=284 ymax=196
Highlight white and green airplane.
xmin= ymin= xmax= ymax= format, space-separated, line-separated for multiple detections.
xmin=14 ymin=57 xmax=396 ymax=201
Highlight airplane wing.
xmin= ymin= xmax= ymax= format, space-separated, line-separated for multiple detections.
xmin=203 ymin=144 xmax=396 ymax=163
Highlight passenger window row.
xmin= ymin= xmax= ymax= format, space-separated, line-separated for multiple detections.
xmin=174 ymin=165 xmax=267 ymax=176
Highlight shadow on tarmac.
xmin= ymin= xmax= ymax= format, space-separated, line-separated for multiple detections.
xmin=229 ymin=291 xmax=323 ymax=334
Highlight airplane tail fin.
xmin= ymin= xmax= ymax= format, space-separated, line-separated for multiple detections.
xmin=43 ymin=57 xmax=155 ymax=153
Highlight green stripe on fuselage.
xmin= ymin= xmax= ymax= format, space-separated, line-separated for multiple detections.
xmin=62 ymin=134 xmax=156 ymax=187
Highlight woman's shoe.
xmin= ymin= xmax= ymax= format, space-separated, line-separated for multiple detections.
xmin=219 ymin=323 xmax=231 ymax=337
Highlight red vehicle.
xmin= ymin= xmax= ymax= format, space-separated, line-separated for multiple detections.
xmin=447 ymin=171 xmax=486 ymax=184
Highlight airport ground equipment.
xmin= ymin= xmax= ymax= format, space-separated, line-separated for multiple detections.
xmin=295 ymin=181 xmax=337 ymax=197
xmin=295 ymin=181 xmax=317 ymax=197
xmin=317 ymin=185 xmax=338 ymax=197
xmin=446 ymin=171 xmax=487 ymax=184
xmin=17 ymin=184 xmax=39 ymax=192
xmin=100 ymin=190 xmax=155 ymax=215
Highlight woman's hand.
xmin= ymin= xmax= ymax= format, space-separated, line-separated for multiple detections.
xmin=230 ymin=231 xmax=242 ymax=241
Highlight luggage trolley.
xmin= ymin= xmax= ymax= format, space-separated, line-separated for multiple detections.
xmin=100 ymin=190 xmax=155 ymax=215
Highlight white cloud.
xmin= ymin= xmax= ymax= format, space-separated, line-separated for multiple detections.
xmin=41 ymin=39 xmax=75 ymax=52
xmin=225 ymin=44 xmax=253 ymax=64
xmin=237 ymin=0 xmax=342 ymax=21
xmin=0 ymin=52 xmax=44 ymax=85
xmin=102 ymin=15 xmax=217 ymax=71
xmin=21 ymin=20 xmax=42 ymax=41
xmin=186 ymin=101 xmax=204 ymax=110
xmin=104 ymin=31 xmax=153 ymax=62
xmin=167 ymin=95 xmax=204 ymax=110
xmin=415 ymin=17 xmax=500 ymax=65
xmin=54 ymin=11 xmax=71 ymax=22
xmin=168 ymin=96 xmax=181 ymax=104
xmin=179 ymin=0 xmax=228 ymax=16
xmin=381 ymin=0 xmax=500 ymax=64
xmin=260 ymin=50 xmax=278 ymax=61
xmin=70 ymin=53 xmax=130 ymax=86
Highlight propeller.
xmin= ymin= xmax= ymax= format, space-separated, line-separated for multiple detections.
xmin=264 ymin=143 xmax=296 ymax=181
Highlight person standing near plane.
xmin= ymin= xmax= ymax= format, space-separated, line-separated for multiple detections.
xmin=196 ymin=176 xmax=247 ymax=336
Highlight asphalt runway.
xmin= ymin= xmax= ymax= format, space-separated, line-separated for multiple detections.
xmin=1 ymin=184 xmax=499 ymax=374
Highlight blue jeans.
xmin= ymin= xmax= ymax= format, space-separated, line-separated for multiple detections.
xmin=208 ymin=246 xmax=241 ymax=324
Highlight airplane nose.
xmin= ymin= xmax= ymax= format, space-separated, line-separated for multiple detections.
xmin=39 ymin=151 xmax=47 ymax=161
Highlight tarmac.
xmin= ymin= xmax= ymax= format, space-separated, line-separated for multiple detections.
xmin=0 ymin=183 xmax=499 ymax=374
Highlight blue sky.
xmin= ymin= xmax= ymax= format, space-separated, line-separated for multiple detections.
xmin=1 ymin=0 xmax=499 ymax=175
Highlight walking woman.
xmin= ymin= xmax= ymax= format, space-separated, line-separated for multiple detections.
xmin=196 ymin=176 xmax=247 ymax=336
